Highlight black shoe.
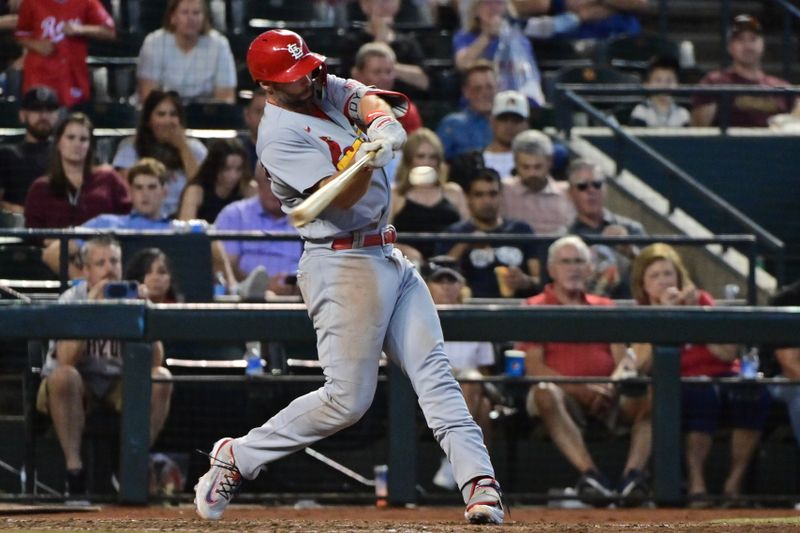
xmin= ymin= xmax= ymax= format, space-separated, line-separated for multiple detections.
xmin=618 ymin=469 xmax=650 ymax=506
xmin=65 ymin=468 xmax=90 ymax=505
xmin=575 ymin=469 xmax=615 ymax=507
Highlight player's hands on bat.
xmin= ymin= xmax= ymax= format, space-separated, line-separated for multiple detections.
xmin=366 ymin=113 xmax=406 ymax=150
xmin=356 ymin=140 xmax=393 ymax=168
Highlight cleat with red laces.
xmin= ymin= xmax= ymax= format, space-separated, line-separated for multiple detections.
xmin=464 ymin=477 xmax=506 ymax=525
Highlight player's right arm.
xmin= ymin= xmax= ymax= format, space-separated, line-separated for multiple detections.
xmin=312 ymin=161 xmax=374 ymax=210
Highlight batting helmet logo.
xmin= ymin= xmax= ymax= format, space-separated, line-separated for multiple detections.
xmin=247 ymin=29 xmax=327 ymax=84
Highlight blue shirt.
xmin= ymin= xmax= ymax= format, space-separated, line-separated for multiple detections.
xmin=550 ymin=0 xmax=641 ymax=40
xmin=76 ymin=212 xmax=175 ymax=246
xmin=214 ymin=196 xmax=302 ymax=276
xmin=436 ymin=108 xmax=492 ymax=162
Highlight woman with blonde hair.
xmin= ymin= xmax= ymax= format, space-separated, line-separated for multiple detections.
xmin=631 ymin=243 xmax=770 ymax=507
xmin=390 ymin=128 xmax=468 ymax=257
xmin=136 ymin=0 xmax=237 ymax=103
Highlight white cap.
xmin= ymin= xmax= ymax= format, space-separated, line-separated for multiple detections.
xmin=492 ymin=90 xmax=529 ymax=119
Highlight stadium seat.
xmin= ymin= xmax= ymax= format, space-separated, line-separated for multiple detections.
xmin=184 ymin=102 xmax=245 ymax=130
xmin=0 ymin=244 xmax=57 ymax=281
xmin=74 ymin=101 xmax=138 ymax=129
xmin=544 ymin=65 xmax=641 ymax=107
xmin=600 ymin=33 xmax=680 ymax=72
xmin=0 ymin=99 xmax=20 ymax=129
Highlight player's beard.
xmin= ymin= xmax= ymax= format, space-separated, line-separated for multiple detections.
xmin=275 ymin=84 xmax=315 ymax=114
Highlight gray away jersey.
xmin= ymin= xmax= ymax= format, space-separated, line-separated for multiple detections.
xmin=256 ymin=75 xmax=394 ymax=241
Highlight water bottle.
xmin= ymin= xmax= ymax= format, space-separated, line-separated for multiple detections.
xmin=679 ymin=40 xmax=696 ymax=69
xmin=740 ymin=347 xmax=760 ymax=379
xmin=244 ymin=341 xmax=264 ymax=376
xmin=374 ymin=464 xmax=388 ymax=507
xmin=214 ymin=271 xmax=227 ymax=297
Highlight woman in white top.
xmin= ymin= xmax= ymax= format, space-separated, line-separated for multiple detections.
xmin=137 ymin=0 xmax=237 ymax=103
xmin=112 ymin=90 xmax=207 ymax=217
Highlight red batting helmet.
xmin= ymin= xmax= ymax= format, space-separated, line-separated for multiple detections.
xmin=247 ymin=29 xmax=327 ymax=84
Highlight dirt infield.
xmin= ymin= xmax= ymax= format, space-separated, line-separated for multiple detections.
xmin=2 ymin=505 xmax=800 ymax=532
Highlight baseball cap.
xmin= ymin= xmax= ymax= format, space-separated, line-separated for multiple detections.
xmin=423 ymin=255 xmax=465 ymax=283
xmin=728 ymin=14 xmax=762 ymax=40
xmin=492 ymin=90 xmax=529 ymax=119
xmin=20 ymin=86 xmax=60 ymax=110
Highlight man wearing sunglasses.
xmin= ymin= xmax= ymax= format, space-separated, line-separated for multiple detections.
xmin=567 ymin=159 xmax=645 ymax=298
xmin=567 ymin=159 xmax=645 ymax=239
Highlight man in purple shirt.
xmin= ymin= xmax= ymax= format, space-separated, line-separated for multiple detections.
xmin=214 ymin=167 xmax=302 ymax=297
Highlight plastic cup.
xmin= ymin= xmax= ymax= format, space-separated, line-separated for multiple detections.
xmin=504 ymin=349 xmax=526 ymax=377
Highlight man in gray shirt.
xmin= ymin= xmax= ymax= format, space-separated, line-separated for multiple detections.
xmin=37 ymin=236 xmax=172 ymax=498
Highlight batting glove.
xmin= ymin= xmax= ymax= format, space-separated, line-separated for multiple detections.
xmin=366 ymin=112 xmax=406 ymax=150
xmin=356 ymin=139 xmax=394 ymax=168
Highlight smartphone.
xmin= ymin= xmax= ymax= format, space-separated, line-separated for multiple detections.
xmin=285 ymin=274 xmax=298 ymax=286
xmin=103 ymin=280 xmax=139 ymax=299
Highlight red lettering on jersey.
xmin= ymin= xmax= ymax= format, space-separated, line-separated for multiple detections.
xmin=319 ymin=136 xmax=342 ymax=167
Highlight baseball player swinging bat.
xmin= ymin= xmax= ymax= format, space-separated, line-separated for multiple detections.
xmin=288 ymin=151 xmax=375 ymax=227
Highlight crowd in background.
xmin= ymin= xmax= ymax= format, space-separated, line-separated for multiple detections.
xmin=0 ymin=0 xmax=799 ymax=507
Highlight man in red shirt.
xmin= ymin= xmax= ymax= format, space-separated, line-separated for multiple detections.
xmin=518 ymin=235 xmax=651 ymax=502
xmin=15 ymin=0 xmax=116 ymax=107
xmin=692 ymin=14 xmax=800 ymax=127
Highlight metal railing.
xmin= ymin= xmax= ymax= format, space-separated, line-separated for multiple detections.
xmin=0 ymin=228 xmax=765 ymax=304
xmin=3 ymin=302 xmax=800 ymax=506
xmin=553 ymin=84 xmax=786 ymax=282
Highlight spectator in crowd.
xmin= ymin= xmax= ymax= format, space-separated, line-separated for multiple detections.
xmin=177 ymin=138 xmax=254 ymax=223
xmin=437 ymin=60 xmax=498 ymax=162
xmin=15 ymin=0 xmax=115 ymax=107
xmin=214 ymin=167 xmax=302 ymax=299
xmin=137 ymin=0 xmax=236 ymax=103
xmin=0 ymin=86 xmax=61 ymax=213
xmin=112 ymin=90 xmax=207 ymax=218
xmin=501 ymin=129 xmax=575 ymax=235
xmin=424 ymin=255 xmax=498 ymax=490
xmin=631 ymin=243 xmax=770 ymax=506
xmin=439 ymin=168 xmax=539 ymax=298
xmin=42 ymin=158 xmax=234 ymax=284
xmin=513 ymin=0 xmax=647 ymax=41
xmin=0 ymin=0 xmax=23 ymax=100
xmin=482 ymin=90 xmax=529 ymax=179
xmin=692 ymin=14 xmax=800 ymax=128
xmin=24 ymin=112 xmax=131 ymax=229
xmin=567 ymin=159 xmax=645 ymax=298
xmin=629 ymin=56 xmax=690 ymax=128
xmin=351 ymin=42 xmax=423 ymax=134
xmin=239 ymin=88 xmax=266 ymax=172
xmin=454 ymin=0 xmax=544 ymax=105
xmin=519 ymin=235 xmax=651 ymax=500
xmin=339 ymin=0 xmax=429 ymax=97
xmin=766 ymin=280 xmax=800 ymax=447
xmin=36 ymin=236 xmax=172 ymax=498
xmin=390 ymin=128 xmax=468 ymax=258
xmin=125 ymin=247 xmax=182 ymax=304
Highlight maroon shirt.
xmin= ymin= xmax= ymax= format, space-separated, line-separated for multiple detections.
xmin=692 ymin=68 xmax=795 ymax=127
xmin=24 ymin=168 xmax=131 ymax=228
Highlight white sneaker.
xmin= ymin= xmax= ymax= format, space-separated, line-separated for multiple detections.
xmin=194 ymin=438 xmax=242 ymax=520
xmin=432 ymin=457 xmax=457 ymax=490
xmin=464 ymin=477 xmax=505 ymax=525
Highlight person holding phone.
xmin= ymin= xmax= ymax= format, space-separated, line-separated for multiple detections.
xmin=36 ymin=236 xmax=173 ymax=501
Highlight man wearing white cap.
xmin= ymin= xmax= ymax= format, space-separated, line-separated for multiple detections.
xmin=482 ymin=90 xmax=529 ymax=180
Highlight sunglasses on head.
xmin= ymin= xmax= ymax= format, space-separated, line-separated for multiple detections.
xmin=574 ymin=180 xmax=604 ymax=191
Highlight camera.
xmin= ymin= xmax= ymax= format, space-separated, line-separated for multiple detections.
xmin=103 ymin=280 xmax=139 ymax=299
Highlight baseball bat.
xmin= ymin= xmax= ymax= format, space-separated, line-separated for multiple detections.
xmin=289 ymin=151 xmax=375 ymax=227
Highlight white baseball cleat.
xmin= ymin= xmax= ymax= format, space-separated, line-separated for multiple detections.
xmin=464 ymin=477 xmax=505 ymax=525
xmin=194 ymin=438 xmax=242 ymax=520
